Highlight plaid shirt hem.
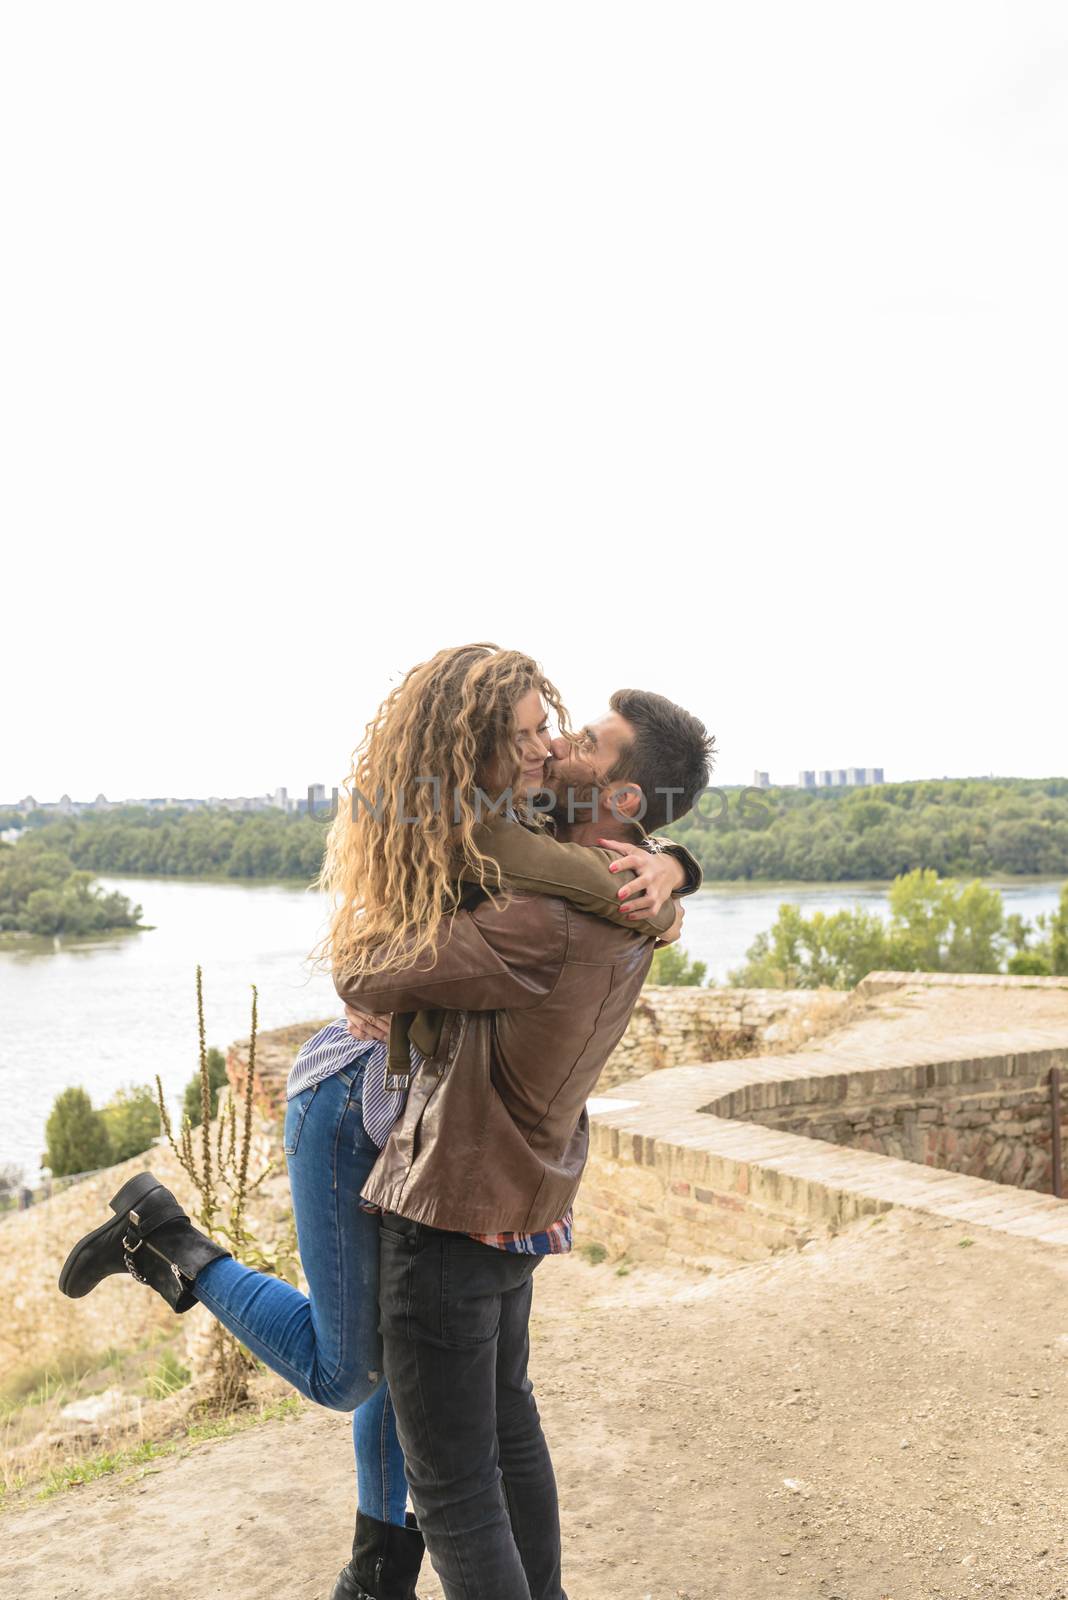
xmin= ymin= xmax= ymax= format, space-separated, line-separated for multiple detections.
xmin=469 ymin=1209 xmax=573 ymax=1255
xmin=359 ymin=1201 xmax=573 ymax=1256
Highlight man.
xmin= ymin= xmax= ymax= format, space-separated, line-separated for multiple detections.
xmin=338 ymin=689 xmax=713 ymax=1600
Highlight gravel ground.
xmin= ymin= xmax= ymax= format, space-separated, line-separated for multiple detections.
xmin=3 ymin=1204 xmax=1067 ymax=1600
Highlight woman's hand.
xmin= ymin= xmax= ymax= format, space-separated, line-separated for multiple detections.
xmin=655 ymin=899 xmax=686 ymax=946
xmin=597 ymin=838 xmax=686 ymax=917
xmin=344 ymin=1004 xmax=391 ymax=1044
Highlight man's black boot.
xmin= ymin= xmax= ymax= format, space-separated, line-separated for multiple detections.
xmin=330 ymin=1510 xmax=425 ymax=1600
xmin=58 ymin=1170 xmax=230 ymax=1313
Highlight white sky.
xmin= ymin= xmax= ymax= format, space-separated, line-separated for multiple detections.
xmin=2 ymin=3 xmax=1065 ymax=802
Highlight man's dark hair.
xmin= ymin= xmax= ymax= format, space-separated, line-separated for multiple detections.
xmin=607 ymin=688 xmax=715 ymax=830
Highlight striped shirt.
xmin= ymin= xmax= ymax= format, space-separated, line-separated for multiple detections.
xmin=287 ymin=1020 xmax=573 ymax=1256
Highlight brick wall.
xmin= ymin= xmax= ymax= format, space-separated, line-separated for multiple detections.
xmin=577 ymin=974 xmax=1068 ymax=1266
xmin=227 ymin=1020 xmax=331 ymax=1121
xmin=599 ymin=985 xmax=848 ymax=1088
xmin=735 ymin=1069 xmax=1067 ymax=1192
xmin=225 ymin=988 xmax=848 ymax=1109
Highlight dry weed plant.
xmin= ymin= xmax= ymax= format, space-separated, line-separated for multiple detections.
xmin=155 ymin=969 xmax=297 ymax=1413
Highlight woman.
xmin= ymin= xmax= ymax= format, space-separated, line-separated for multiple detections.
xmin=58 ymin=644 xmax=691 ymax=1600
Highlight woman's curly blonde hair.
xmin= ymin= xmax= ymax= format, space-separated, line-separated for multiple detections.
xmin=317 ymin=643 xmax=570 ymax=982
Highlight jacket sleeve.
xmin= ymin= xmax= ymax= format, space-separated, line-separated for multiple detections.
xmin=463 ymin=817 xmax=676 ymax=937
xmin=657 ymin=839 xmax=703 ymax=895
xmin=335 ymin=892 xmax=568 ymax=1016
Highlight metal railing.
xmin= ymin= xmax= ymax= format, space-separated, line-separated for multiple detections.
xmin=1052 ymin=1066 xmax=1064 ymax=1200
xmin=0 ymin=1164 xmax=110 ymax=1214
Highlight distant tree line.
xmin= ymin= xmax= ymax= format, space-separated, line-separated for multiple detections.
xmin=0 ymin=806 xmax=328 ymax=881
xmin=663 ymin=777 xmax=1068 ymax=881
xmin=4 ymin=778 xmax=1068 ymax=889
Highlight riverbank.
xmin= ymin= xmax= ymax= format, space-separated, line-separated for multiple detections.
xmin=3 ymin=873 xmax=1065 ymax=1184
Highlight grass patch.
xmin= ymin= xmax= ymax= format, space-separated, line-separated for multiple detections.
xmin=36 ymin=1440 xmax=168 ymax=1498
xmin=21 ymin=1394 xmax=305 ymax=1506
xmin=142 ymin=1350 xmax=191 ymax=1401
xmin=1 ymin=1332 xmax=187 ymax=1426
xmin=578 ymin=1242 xmax=608 ymax=1265
xmin=0 ymin=1348 xmax=99 ymax=1415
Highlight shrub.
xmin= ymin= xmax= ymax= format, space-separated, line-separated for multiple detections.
xmin=647 ymin=943 xmax=708 ymax=987
xmin=44 ymin=1087 xmax=112 ymax=1177
xmin=1007 ymin=951 xmax=1052 ymax=976
xmin=101 ymin=1084 xmax=161 ymax=1163
xmin=182 ymin=1047 xmax=228 ymax=1128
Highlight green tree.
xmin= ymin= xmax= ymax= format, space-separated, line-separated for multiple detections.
xmin=647 ymin=944 xmax=709 ymax=986
xmin=729 ymin=904 xmax=889 ymax=989
xmin=44 ymin=1087 xmax=112 ymax=1177
xmin=101 ymin=1083 xmax=161 ymax=1163
xmin=183 ymin=1047 xmax=229 ymax=1128
xmin=1051 ymin=884 xmax=1068 ymax=976
xmin=885 ymin=870 xmax=1004 ymax=974
xmin=0 ymin=838 xmax=140 ymax=936
xmin=729 ymin=869 xmax=1012 ymax=989
xmin=1004 ymin=913 xmax=1034 ymax=954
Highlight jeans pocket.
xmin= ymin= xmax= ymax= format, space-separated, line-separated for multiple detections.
xmin=284 ymin=1081 xmax=321 ymax=1157
xmin=439 ymin=1235 xmax=504 ymax=1348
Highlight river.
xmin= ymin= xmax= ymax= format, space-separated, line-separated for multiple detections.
xmin=0 ymin=873 xmax=1062 ymax=1182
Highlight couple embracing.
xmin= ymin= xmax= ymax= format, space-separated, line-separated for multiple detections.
xmin=60 ymin=643 xmax=713 ymax=1600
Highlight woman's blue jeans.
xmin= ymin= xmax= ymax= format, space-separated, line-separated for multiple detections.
xmin=193 ymin=1066 xmax=408 ymax=1526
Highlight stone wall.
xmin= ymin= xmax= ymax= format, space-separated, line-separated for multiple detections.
xmin=734 ymin=1068 xmax=1067 ymax=1192
xmin=598 ymin=985 xmax=848 ymax=1088
xmin=227 ymin=1020 xmax=330 ymax=1121
xmin=576 ymin=973 xmax=1068 ymax=1267
xmin=226 ymin=988 xmax=848 ymax=1108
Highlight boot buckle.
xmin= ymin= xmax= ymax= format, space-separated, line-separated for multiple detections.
xmin=122 ymin=1230 xmax=148 ymax=1284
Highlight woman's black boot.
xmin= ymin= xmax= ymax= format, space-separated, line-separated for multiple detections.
xmin=58 ymin=1170 xmax=230 ymax=1313
xmin=330 ymin=1510 xmax=424 ymax=1600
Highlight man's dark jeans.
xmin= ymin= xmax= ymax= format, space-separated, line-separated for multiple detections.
xmin=378 ymin=1212 xmax=567 ymax=1600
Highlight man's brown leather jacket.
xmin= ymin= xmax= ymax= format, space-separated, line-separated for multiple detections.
xmin=334 ymin=815 xmax=698 ymax=1233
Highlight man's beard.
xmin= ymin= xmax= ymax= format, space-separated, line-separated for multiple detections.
xmin=539 ymin=768 xmax=600 ymax=827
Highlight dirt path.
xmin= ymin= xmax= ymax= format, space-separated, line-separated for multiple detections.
xmin=3 ymin=1207 xmax=1067 ymax=1600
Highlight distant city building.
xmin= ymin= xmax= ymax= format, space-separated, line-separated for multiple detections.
xmin=799 ymin=771 xmax=816 ymax=788
xmin=752 ymin=770 xmax=770 ymax=788
xmin=7 ymin=784 xmax=339 ymax=818
xmin=294 ymin=783 xmax=336 ymax=816
xmin=806 ymin=767 xmax=885 ymax=788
